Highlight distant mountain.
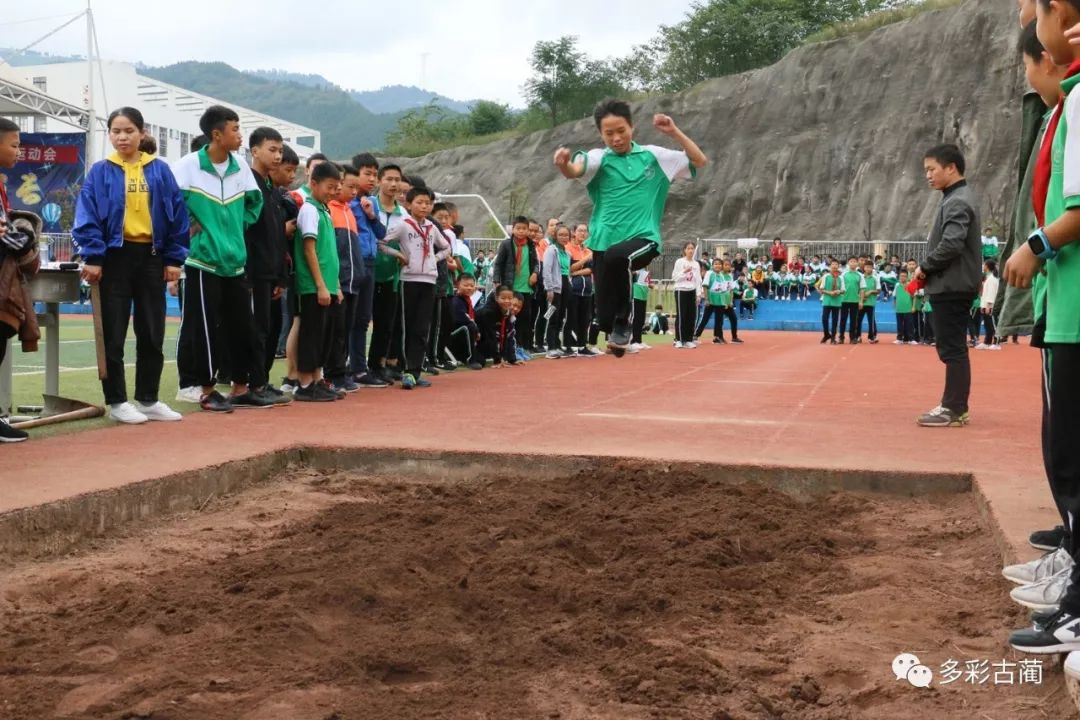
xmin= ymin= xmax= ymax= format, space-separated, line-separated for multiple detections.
xmin=141 ymin=62 xmax=403 ymax=157
xmin=351 ymin=85 xmax=475 ymax=115
xmin=248 ymin=69 xmax=337 ymax=90
xmin=0 ymin=48 xmax=84 ymax=67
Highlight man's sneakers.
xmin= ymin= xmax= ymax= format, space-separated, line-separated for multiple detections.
xmin=355 ymin=373 xmax=389 ymax=389
xmin=674 ymin=341 xmax=688 ymax=349
xmin=577 ymin=346 xmax=602 ymax=358
xmin=136 ymin=401 xmax=183 ymax=422
xmin=200 ymin=391 xmax=234 ymax=414
xmin=329 ymin=377 xmax=360 ymax=394
xmin=713 ymin=337 xmax=727 ymax=345
xmin=467 ymin=361 xmax=484 ymax=371
xmin=1031 ymin=526 xmax=1068 ymax=552
xmin=1003 ymin=548 xmax=1074 ymax=586
xmin=731 ymin=337 xmax=744 ymax=344
xmin=229 ymin=389 xmax=277 ymax=410
xmin=1010 ymin=566 xmax=1070 ymax=612
xmin=515 ymin=348 xmax=531 ymax=363
xmin=260 ymin=386 xmax=293 ymax=405
xmin=401 ymin=374 xmax=417 ymax=390
xmin=294 ymin=383 xmax=337 ymax=403
xmin=176 ymin=386 xmax=204 ymax=404
xmin=629 ymin=343 xmax=648 ymax=353
xmin=0 ymin=417 xmax=28 ymax=443
xmin=1009 ymin=610 xmax=1080 ymax=654
xmin=546 ymin=349 xmax=567 ymax=359
xmin=280 ymin=377 xmax=300 ymax=396
xmin=109 ymin=402 xmax=149 ymax=425
xmin=916 ymin=406 xmax=970 ymax=428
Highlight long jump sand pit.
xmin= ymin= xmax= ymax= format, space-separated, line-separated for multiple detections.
xmin=0 ymin=457 xmax=1073 ymax=719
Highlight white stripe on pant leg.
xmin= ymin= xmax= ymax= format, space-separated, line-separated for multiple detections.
xmin=198 ymin=270 xmax=215 ymax=384
xmin=1044 ymin=348 xmax=1052 ymax=412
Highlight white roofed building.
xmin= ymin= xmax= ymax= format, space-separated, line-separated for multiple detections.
xmin=0 ymin=60 xmax=321 ymax=165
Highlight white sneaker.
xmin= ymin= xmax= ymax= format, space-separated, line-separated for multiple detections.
xmin=629 ymin=343 xmax=648 ymax=352
xmin=176 ymin=386 xmax=203 ymax=404
xmin=1066 ymin=651 xmax=1080 ymax=680
xmin=908 ymin=341 xmax=920 ymax=346
xmin=137 ymin=401 xmax=183 ymax=422
xmin=638 ymin=343 xmax=652 ymax=350
xmin=989 ymin=344 xmax=1002 ymax=351
xmin=674 ymin=341 xmax=686 ymax=349
xmin=109 ymin=402 xmax=148 ymax=425
xmin=975 ymin=343 xmax=989 ymax=350
xmin=893 ymin=340 xmax=904 ymax=345
xmin=1003 ymin=548 xmax=1074 ymax=586
xmin=1010 ymin=566 xmax=1071 ymax=612
xmin=626 ymin=344 xmax=641 ymax=354
xmin=687 ymin=341 xmax=699 ymax=349
xmin=545 ymin=349 xmax=565 ymax=359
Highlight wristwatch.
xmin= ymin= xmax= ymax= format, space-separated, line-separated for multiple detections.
xmin=1028 ymin=228 xmax=1059 ymax=261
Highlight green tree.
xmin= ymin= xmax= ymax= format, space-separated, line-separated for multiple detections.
xmin=523 ymin=37 xmax=629 ymax=127
xmin=624 ymin=0 xmax=899 ymax=93
xmin=468 ymin=101 xmax=514 ymax=136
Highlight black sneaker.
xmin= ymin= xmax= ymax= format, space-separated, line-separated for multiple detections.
xmin=330 ymin=377 xmax=360 ymax=394
xmin=916 ymin=406 xmax=970 ymax=428
xmin=355 ymin=373 xmax=390 ymax=389
xmin=258 ymin=385 xmax=292 ymax=406
xmin=200 ymin=390 xmax=234 ymax=414
xmin=319 ymin=380 xmax=346 ymax=400
xmin=1009 ymin=610 xmax=1080 ymax=654
xmin=294 ymin=383 xmax=335 ymax=403
xmin=1032 ymin=609 xmax=1059 ymax=629
xmin=713 ymin=337 xmax=726 ymax=344
xmin=230 ymin=390 xmax=276 ymax=410
xmin=422 ymin=363 xmax=440 ymax=376
xmin=435 ymin=362 xmax=457 ymax=372
xmin=1031 ymin=526 xmax=1068 ymax=552
xmin=820 ymin=337 xmax=829 ymax=344
xmin=732 ymin=338 xmax=744 ymax=344
xmin=467 ymin=361 xmax=484 ymax=370
xmin=838 ymin=338 xmax=846 ymax=345
xmin=385 ymin=367 xmax=404 ymax=381
xmin=577 ymin=347 xmax=601 ymax=358
xmin=0 ymin=417 xmax=28 ymax=443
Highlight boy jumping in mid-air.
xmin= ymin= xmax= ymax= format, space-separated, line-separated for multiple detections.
xmin=554 ymin=99 xmax=707 ymax=356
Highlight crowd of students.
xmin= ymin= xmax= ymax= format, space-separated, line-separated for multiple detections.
xmin=0 ymin=96 xmax=705 ymax=440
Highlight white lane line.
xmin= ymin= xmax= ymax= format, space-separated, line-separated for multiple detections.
xmin=577 ymin=412 xmax=782 ymax=427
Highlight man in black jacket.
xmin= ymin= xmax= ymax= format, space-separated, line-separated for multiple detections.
xmin=915 ymin=144 xmax=982 ymax=427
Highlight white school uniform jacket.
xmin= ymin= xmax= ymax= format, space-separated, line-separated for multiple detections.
xmin=384 ymin=215 xmax=451 ymax=284
xmin=672 ymin=257 xmax=702 ymax=291
xmin=980 ymin=274 xmax=1000 ymax=310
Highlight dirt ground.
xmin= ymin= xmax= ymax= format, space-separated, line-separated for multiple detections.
xmin=0 ymin=461 xmax=1074 ymax=720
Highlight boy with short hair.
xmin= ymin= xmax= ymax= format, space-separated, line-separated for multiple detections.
xmin=477 ymin=285 xmax=517 ymax=367
xmin=741 ymin=281 xmax=758 ymax=320
xmin=244 ymin=126 xmax=291 ymax=404
xmin=555 ymin=100 xmax=706 ymax=356
xmin=839 ymin=256 xmax=863 ymax=344
xmin=384 ymin=186 xmax=451 ymax=389
xmin=450 ymin=273 xmax=483 ymax=370
xmin=348 ymin=153 xmax=388 ymax=388
xmin=173 ymin=105 xmax=269 ymax=413
xmin=368 ymin=164 xmax=407 ymax=384
xmin=293 ymin=162 xmax=344 ymax=402
xmin=857 ymin=261 xmax=880 ymax=344
xmin=817 ymin=259 xmax=844 ymax=344
xmin=492 ymin=217 xmax=539 ymax=352
xmin=326 ymin=164 xmax=364 ymax=393
xmin=894 ymin=270 xmax=916 ymax=344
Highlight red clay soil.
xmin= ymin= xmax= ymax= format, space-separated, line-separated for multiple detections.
xmin=0 ymin=461 xmax=1073 ymax=720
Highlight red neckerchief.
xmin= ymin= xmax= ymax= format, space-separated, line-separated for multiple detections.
xmin=0 ymin=183 xmax=9 ymax=214
xmin=464 ymin=294 xmax=475 ymax=320
xmin=1034 ymin=60 xmax=1080 ymax=226
xmin=499 ymin=316 xmax=508 ymax=349
xmin=514 ymin=237 xmax=529 ymax=270
xmin=405 ymin=217 xmax=431 ymax=264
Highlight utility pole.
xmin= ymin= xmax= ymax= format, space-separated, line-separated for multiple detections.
xmin=85 ymin=0 xmax=95 ymax=168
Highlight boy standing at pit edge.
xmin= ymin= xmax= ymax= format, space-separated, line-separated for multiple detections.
xmin=554 ymin=99 xmax=707 ymax=357
xmin=173 ymin=105 xmax=268 ymax=413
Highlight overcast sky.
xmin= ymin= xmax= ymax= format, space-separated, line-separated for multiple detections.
xmin=1 ymin=0 xmax=696 ymax=106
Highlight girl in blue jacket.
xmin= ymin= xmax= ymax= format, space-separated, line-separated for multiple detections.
xmin=73 ymin=107 xmax=190 ymax=425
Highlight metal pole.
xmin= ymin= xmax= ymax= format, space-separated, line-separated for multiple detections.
xmin=85 ymin=0 xmax=95 ymax=168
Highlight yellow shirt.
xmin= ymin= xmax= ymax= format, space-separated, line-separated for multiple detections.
xmin=114 ymin=152 xmax=152 ymax=243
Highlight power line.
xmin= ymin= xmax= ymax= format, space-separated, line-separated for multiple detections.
xmin=0 ymin=12 xmax=83 ymax=29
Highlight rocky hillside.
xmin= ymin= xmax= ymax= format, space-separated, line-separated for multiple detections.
xmin=395 ymin=0 xmax=1022 ymax=244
